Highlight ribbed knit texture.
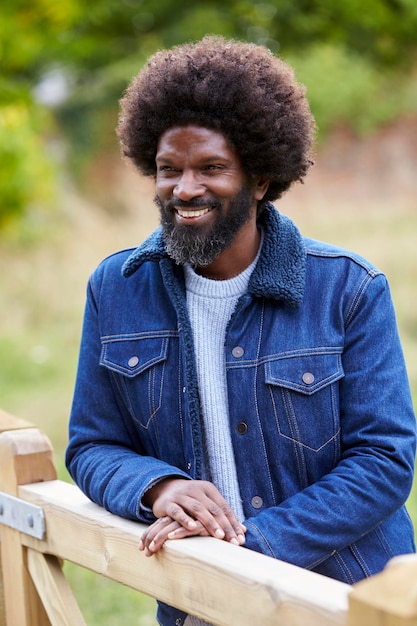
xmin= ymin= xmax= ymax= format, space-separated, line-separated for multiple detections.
xmin=184 ymin=256 xmax=260 ymax=526
xmin=184 ymin=237 xmax=263 ymax=526
xmin=184 ymin=259 xmax=257 ymax=626
xmin=184 ymin=237 xmax=263 ymax=626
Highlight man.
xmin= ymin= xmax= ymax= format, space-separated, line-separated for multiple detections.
xmin=66 ymin=36 xmax=416 ymax=626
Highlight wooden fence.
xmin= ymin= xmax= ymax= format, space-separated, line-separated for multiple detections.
xmin=1 ymin=408 xmax=417 ymax=626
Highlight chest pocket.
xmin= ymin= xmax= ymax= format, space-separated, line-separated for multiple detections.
xmin=265 ymin=351 xmax=344 ymax=451
xmin=100 ymin=334 xmax=170 ymax=427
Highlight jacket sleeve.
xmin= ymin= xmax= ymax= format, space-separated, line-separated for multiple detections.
xmin=65 ymin=271 xmax=190 ymax=522
xmin=243 ymin=272 xmax=416 ymax=568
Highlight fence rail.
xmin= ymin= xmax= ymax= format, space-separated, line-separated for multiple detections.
xmin=0 ymin=409 xmax=416 ymax=626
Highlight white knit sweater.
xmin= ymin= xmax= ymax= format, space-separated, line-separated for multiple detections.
xmin=183 ymin=243 xmax=262 ymax=626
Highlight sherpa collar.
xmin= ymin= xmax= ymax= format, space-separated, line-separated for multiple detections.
xmin=121 ymin=203 xmax=306 ymax=307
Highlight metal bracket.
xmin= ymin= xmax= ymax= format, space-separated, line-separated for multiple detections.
xmin=0 ymin=492 xmax=45 ymax=540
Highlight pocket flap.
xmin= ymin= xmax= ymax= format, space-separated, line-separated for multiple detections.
xmin=100 ymin=334 xmax=169 ymax=378
xmin=265 ymin=351 xmax=344 ymax=395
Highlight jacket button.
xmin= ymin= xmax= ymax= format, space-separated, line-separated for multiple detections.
xmin=237 ymin=422 xmax=248 ymax=434
xmin=232 ymin=346 xmax=244 ymax=358
xmin=302 ymin=372 xmax=315 ymax=385
xmin=251 ymin=496 xmax=263 ymax=509
xmin=128 ymin=356 xmax=139 ymax=367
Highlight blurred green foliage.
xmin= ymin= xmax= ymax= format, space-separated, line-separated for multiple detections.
xmin=1 ymin=0 xmax=417 ymax=225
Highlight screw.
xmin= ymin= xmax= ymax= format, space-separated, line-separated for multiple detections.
xmin=27 ymin=514 xmax=34 ymax=528
xmin=0 ymin=504 xmax=4 ymax=516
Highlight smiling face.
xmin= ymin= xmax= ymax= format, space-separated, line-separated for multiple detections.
xmin=155 ymin=125 xmax=269 ymax=278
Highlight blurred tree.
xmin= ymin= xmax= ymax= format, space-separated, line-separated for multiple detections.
xmin=0 ymin=0 xmax=82 ymax=227
xmin=1 ymin=0 xmax=416 ymax=226
xmin=235 ymin=0 xmax=417 ymax=67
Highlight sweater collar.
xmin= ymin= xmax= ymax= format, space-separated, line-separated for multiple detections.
xmin=122 ymin=203 xmax=306 ymax=307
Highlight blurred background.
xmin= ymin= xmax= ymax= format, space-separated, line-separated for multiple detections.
xmin=1 ymin=1 xmax=416 ymax=623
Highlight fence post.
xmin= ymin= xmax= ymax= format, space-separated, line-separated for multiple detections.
xmin=0 ymin=412 xmax=57 ymax=626
xmin=0 ymin=531 xmax=3 ymax=626
xmin=348 ymin=554 xmax=417 ymax=625
xmin=0 ymin=410 xmax=36 ymax=626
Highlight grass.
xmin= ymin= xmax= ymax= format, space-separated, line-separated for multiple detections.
xmin=63 ymin=562 xmax=157 ymax=625
xmin=1 ymin=144 xmax=416 ymax=622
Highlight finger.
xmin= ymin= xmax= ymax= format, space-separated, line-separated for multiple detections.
xmin=167 ymin=520 xmax=209 ymax=540
xmin=229 ymin=522 xmax=247 ymax=545
xmin=166 ymin=519 xmax=244 ymax=546
xmin=160 ymin=502 xmax=199 ymax=532
xmin=139 ymin=516 xmax=173 ymax=553
xmin=198 ymin=486 xmax=246 ymax=545
xmin=139 ymin=515 xmax=171 ymax=545
xmin=162 ymin=494 xmax=225 ymax=539
xmin=144 ymin=519 xmax=181 ymax=556
xmin=182 ymin=485 xmax=245 ymax=544
xmin=143 ymin=518 xmax=209 ymax=555
xmin=151 ymin=478 xmax=226 ymax=535
xmin=151 ymin=479 xmax=245 ymax=544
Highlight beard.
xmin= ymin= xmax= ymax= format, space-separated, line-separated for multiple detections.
xmin=155 ymin=185 xmax=255 ymax=268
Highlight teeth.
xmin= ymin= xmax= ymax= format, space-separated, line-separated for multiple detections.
xmin=177 ymin=207 xmax=211 ymax=218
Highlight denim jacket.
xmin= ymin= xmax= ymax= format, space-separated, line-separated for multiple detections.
xmin=66 ymin=204 xmax=416 ymax=626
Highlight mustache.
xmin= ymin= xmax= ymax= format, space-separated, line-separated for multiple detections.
xmin=158 ymin=196 xmax=222 ymax=212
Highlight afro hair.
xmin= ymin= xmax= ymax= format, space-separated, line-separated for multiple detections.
xmin=117 ymin=35 xmax=316 ymax=205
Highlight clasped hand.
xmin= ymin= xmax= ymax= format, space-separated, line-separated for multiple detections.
xmin=139 ymin=478 xmax=246 ymax=556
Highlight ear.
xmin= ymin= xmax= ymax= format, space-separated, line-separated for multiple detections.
xmin=253 ymin=177 xmax=270 ymax=201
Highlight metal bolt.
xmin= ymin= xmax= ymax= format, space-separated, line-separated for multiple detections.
xmin=0 ymin=504 xmax=4 ymax=516
xmin=27 ymin=514 xmax=34 ymax=528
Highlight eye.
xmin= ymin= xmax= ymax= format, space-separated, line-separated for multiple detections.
xmin=158 ymin=165 xmax=176 ymax=172
xmin=157 ymin=165 xmax=179 ymax=177
xmin=204 ymin=164 xmax=223 ymax=172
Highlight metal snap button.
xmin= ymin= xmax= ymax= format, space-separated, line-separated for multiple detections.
xmin=128 ymin=356 xmax=139 ymax=367
xmin=237 ymin=422 xmax=248 ymax=434
xmin=232 ymin=346 xmax=244 ymax=358
xmin=302 ymin=372 xmax=315 ymax=385
xmin=251 ymin=496 xmax=263 ymax=509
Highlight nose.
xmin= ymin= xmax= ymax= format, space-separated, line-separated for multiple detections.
xmin=173 ymin=171 xmax=205 ymax=201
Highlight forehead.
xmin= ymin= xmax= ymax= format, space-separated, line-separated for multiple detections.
xmin=156 ymin=125 xmax=238 ymax=161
